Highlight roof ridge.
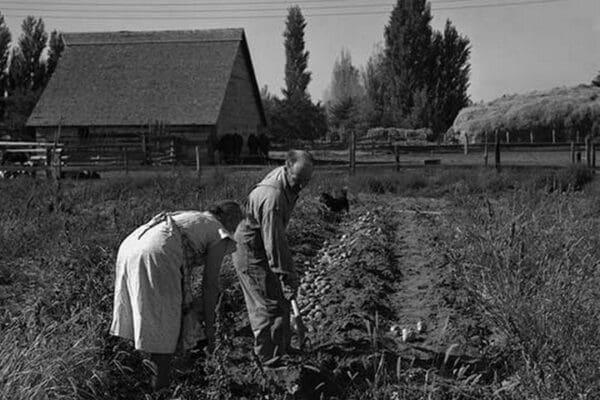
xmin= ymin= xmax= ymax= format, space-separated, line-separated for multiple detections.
xmin=68 ymin=38 xmax=242 ymax=46
xmin=64 ymin=27 xmax=243 ymax=35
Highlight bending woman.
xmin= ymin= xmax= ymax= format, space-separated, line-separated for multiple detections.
xmin=109 ymin=200 xmax=242 ymax=390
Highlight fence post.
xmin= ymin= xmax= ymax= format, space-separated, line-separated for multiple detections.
xmin=123 ymin=147 xmax=129 ymax=175
xmin=552 ymin=129 xmax=556 ymax=144
xmin=53 ymin=149 xmax=62 ymax=180
xmin=348 ymin=130 xmax=356 ymax=175
xmin=483 ymin=132 xmax=489 ymax=167
xmin=570 ymin=141 xmax=575 ymax=163
xmin=195 ymin=145 xmax=201 ymax=178
xmin=530 ymin=130 xmax=534 ymax=143
xmin=169 ymin=139 xmax=176 ymax=166
xmin=45 ymin=147 xmax=52 ymax=179
xmin=142 ymin=132 xmax=148 ymax=165
xmin=592 ymin=142 xmax=597 ymax=173
xmin=495 ymin=130 xmax=501 ymax=172
xmin=505 ymin=130 xmax=510 ymax=144
xmin=463 ymin=134 xmax=469 ymax=155
xmin=394 ymin=143 xmax=400 ymax=172
xmin=585 ymin=136 xmax=591 ymax=168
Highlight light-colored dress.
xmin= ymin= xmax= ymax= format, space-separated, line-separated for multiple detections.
xmin=109 ymin=211 xmax=235 ymax=354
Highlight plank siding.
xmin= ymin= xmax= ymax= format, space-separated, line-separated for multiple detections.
xmin=217 ymin=44 xmax=263 ymax=153
xmin=35 ymin=125 xmax=216 ymax=164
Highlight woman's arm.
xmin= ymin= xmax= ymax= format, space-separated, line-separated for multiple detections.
xmin=202 ymin=240 xmax=230 ymax=347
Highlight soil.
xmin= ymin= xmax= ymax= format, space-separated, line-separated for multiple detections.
xmin=248 ymin=194 xmax=505 ymax=398
xmin=92 ymin=193 xmax=505 ymax=399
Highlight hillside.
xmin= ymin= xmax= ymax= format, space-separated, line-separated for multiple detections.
xmin=451 ymin=85 xmax=600 ymax=143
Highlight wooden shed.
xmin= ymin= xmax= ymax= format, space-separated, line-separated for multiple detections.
xmin=26 ymin=28 xmax=266 ymax=164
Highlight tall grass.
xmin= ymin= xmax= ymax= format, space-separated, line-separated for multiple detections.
xmin=1 ymin=166 xmax=597 ymax=399
xmin=0 ymin=168 xmax=344 ymax=399
xmin=448 ymin=191 xmax=600 ymax=399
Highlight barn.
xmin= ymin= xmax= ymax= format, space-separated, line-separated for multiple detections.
xmin=26 ymin=28 xmax=266 ymax=164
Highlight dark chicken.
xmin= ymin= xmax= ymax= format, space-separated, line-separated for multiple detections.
xmin=319 ymin=187 xmax=349 ymax=213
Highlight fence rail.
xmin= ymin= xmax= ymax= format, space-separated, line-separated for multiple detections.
xmin=1 ymin=137 xmax=597 ymax=179
xmin=0 ymin=138 xmax=200 ymax=178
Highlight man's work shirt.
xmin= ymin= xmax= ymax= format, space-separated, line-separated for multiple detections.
xmin=239 ymin=166 xmax=298 ymax=281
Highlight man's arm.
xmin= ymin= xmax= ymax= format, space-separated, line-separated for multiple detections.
xmin=260 ymin=197 xmax=298 ymax=292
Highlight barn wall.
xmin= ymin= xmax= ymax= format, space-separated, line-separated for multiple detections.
xmin=35 ymin=125 xmax=216 ymax=164
xmin=216 ymin=45 xmax=263 ymax=151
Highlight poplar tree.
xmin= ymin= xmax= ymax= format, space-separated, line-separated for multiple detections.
xmin=362 ymin=45 xmax=389 ymax=127
xmin=17 ymin=16 xmax=48 ymax=91
xmin=384 ymin=0 xmax=433 ymax=126
xmin=429 ymin=20 xmax=471 ymax=135
xmin=0 ymin=13 xmax=11 ymax=120
xmin=325 ymin=48 xmax=365 ymax=139
xmin=5 ymin=16 xmax=48 ymax=137
xmin=283 ymin=6 xmax=311 ymax=101
xmin=45 ymin=30 xmax=65 ymax=83
xmin=266 ymin=6 xmax=326 ymax=141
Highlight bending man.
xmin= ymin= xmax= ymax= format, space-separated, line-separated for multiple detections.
xmin=233 ymin=150 xmax=314 ymax=366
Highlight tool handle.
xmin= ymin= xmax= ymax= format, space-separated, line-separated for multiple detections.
xmin=291 ymin=299 xmax=301 ymax=317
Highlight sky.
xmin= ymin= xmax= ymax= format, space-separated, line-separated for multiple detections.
xmin=1 ymin=0 xmax=598 ymax=103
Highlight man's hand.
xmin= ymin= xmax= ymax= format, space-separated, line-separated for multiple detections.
xmin=279 ymin=274 xmax=299 ymax=301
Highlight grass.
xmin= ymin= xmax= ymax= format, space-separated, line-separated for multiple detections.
xmin=445 ymin=188 xmax=600 ymax=399
xmin=1 ymin=165 xmax=599 ymax=399
xmin=348 ymin=164 xmax=594 ymax=198
xmin=0 ymin=168 xmax=350 ymax=399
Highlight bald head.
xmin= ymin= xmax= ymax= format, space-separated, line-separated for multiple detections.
xmin=285 ymin=150 xmax=314 ymax=192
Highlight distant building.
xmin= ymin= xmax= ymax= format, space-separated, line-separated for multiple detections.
xmin=26 ymin=28 xmax=266 ymax=163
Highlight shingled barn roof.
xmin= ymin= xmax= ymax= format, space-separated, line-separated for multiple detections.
xmin=27 ymin=28 xmax=265 ymax=127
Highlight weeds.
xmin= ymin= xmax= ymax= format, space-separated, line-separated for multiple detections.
xmin=448 ymin=191 xmax=600 ymax=399
xmin=1 ymin=167 xmax=598 ymax=399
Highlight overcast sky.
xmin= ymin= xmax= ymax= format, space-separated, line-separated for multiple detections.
xmin=1 ymin=0 xmax=599 ymax=103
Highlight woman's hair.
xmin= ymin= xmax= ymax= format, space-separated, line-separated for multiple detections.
xmin=207 ymin=200 xmax=243 ymax=222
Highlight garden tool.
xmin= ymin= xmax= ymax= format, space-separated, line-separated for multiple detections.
xmin=290 ymin=299 xmax=307 ymax=349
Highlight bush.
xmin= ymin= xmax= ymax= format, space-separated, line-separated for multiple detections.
xmin=539 ymin=164 xmax=594 ymax=192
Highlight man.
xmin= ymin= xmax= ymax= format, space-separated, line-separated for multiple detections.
xmin=232 ymin=149 xmax=314 ymax=366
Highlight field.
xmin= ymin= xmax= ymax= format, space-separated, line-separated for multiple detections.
xmin=2 ymin=165 xmax=600 ymax=399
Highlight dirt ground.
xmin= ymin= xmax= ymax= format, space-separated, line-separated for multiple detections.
xmin=232 ymin=194 xmax=503 ymax=399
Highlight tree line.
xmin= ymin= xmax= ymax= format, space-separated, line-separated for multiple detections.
xmin=0 ymin=14 xmax=64 ymax=138
xmin=263 ymin=0 xmax=472 ymax=143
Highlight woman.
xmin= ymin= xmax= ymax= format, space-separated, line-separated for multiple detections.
xmin=109 ymin=200 xmax=243 ymax=390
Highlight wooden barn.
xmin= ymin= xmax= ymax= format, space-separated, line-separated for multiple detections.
xmin=26 ymin=28 xmax=266 ymax=164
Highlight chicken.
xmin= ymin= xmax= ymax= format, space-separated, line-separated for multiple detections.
xmin=319 ymin=187 xmax=349 ymax=213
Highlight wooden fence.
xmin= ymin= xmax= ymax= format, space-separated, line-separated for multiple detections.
xmin=343 ymin=137 xmax=598 ymax=173
xmin=2 ymin=136 xmax=598 ymax=179
xmin=0 ymin=138 xmax=203 ymax=178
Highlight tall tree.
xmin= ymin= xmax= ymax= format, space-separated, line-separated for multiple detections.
xmin=283 ymin=6 xmax=311 ymax=101
xmin=16 ymin=16 xmax=48 ymax=91
xmin=325 ymin=48 xmax=365 ymax=140
xmin=5 ymin=16 xmax=48 ymax=138
xmin=429 ymin=20 xmax=471 ymax=136
xmin=362 ymin=44 xmax=389 ymax=127
xmin=326 ymin=48 xmax=364 ymax=104
xmin=45 ymin=29 xmax=65 ymax=83
xmin=0 ymin=13 xmax=11 ymax=120
xmin=384 ymin=0 xmax=434 ymax=126
xmin=266 ymin=6 xmax=327 ymax=142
